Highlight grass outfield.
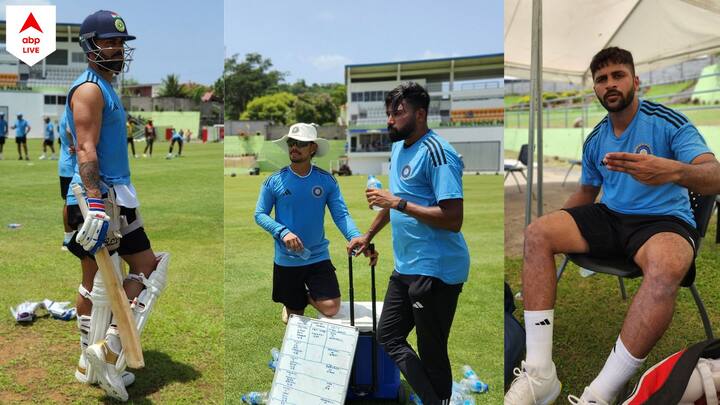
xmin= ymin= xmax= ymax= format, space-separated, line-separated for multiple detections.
xmin=505 ymin=218 xmax=720 ymax=399
xmin=224 ymin=174 xmax=504 ymax=404
xmin=0 ymin=140 xmax=224 ymax=403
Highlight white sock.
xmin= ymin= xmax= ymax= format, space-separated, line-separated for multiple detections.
xmin=587 ymin=335 xmax=646 ymax=402
xmin=524 ymin=309 xmax=555 ymax=374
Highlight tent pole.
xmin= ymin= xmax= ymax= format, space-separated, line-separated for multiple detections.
xmin=536 ymin=0 xmax=544 ymax=218
xmin=526 ymin=0 xmax=541 ymax=227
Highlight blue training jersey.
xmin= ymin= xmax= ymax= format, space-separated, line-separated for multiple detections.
xmin=58 ymin=114 xmax=76 ymax=178
xmin=581 ymin=99 xmax=712 ymax=227
xmin=65 ymin=68 xmax=131 ymax=204
xmin=14 ymin=119 xmax=29 ymax=137
xmin=0 ymin=119 xmax=7 ymax=138
xmin=44 ymin=122 xmax=54 ymax=141
xmin=389 ymin=130 xmax=470 ymax=284
xmin=255 ymin=165 xmax=362 ymax=266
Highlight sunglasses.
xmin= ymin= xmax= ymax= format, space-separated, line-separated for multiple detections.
xmin=287 ymin=139 xmax=312 ymax=148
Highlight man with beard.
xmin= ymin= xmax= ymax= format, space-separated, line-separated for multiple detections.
xmin=65 ymin=10 xmax=170 ymax=401
xmin=254 ymin=122 xmax=376 ymax=324
xmin=505 ymin=47 xmax=720 ymax=405
xmin=348 ymin=82 xmax=469 ymax=405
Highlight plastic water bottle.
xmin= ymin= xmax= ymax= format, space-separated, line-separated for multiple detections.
xmin=409 ymin=392 xmax=423 ymax=405
xmin=366 ymin=175 xmax=383 ymax=211
xmin=7 ymin=223 xmax=22 ymax=229
xmin=242 ymin=391 xmax=268 ymax=404
xmin=450 ymin=391 xmax=476 ymax=405
xmin=461 ymin=377 xmax=489 ymax=393
xmin=452 ymin=381 xmax=469 ymax=394
xmin=461 ymin=365 xmax=489 ymax=393
xmin=287 ymin=247 xmax=311 ymax=260
xmin=268 ymin=347 xmax=280 ymax=371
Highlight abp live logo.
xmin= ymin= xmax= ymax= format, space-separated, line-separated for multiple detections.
xmin=6 ymin=5 xmax=56 ymax=66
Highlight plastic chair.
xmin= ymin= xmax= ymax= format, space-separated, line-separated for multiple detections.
xmin=505 ymin=144 xmax=530 ymax=193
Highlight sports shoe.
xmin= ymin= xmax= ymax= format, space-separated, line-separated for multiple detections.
xmin=75 ymin=360 xmax=135 ymax=387
xmin=142 ymin=153 xmax=147 ymax=158
xmin=166 ymin=153 xmax=173 ymax=159
xmin=568 ymin=387 xmax=610 ymax=405
xmin=85 ymin=340 xmax=129 ymax=401
xmin=505 ymin=361 xmax=562 ymax=405
xmin=39 ymin=154 xmax=46 ymax=160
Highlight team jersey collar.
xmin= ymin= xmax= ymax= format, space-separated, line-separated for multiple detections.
xmin=607 ymin=99 xmax=642 ymax=141
xmin=403 ymin=129 xmax=433 ymax=149
xmin=289 ymin=164 xmax=314 ymax=178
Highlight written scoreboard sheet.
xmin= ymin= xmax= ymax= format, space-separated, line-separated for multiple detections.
xmin=269 ymin=315 xmax=359 ymax=405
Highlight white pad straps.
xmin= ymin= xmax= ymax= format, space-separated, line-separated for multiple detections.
xmin=78 ymin=285 xmax=92 ymax=300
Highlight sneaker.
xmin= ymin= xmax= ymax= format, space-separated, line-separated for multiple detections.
xmin=568 ymin=387 xmax=610 ymax=405
xmin=166 ymin=153 xmax=173 ymax=159
xmin=85 ymin=340 xmax=129 ymax=401
xmin=134 ymin=154 xmax=138 ymax=158
xmin=18 ymin=156 xmax=23 ymax=160
xmin=142 ymin=153 xmax=147 ymax=158
xmin=75 ymin=363 xmax=135 ymax=387
xmin=39 ymin=154 xmax=46 ymax=160
xmin=505 ymin=361 xmax=562 ymax=405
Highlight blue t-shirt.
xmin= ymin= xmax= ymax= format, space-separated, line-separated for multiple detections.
xmin=0 ymin=119 xmax=7 ymax=138
xmin=172 ymin=130 xmax=183 ymax=140
xmin=65 ymin=68 xmax=131 ymax=204
xmin=255 ymin=165 xmax=362 ymax=266
xmin=581 ymin=99 xmax=712 ymax=227
xmin=14 ymin=119 xmax=29 ymax=137
xmin=389 ymin=130 xmax=470 ymax=284
xmin=44 ymin=122 xmax=54 ymax=141
xmin=58 ymin=114 xmax=76 ymax=178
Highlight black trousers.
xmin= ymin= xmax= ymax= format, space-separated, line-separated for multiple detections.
xmin=377 ymin=271 xmax=462 ymax=404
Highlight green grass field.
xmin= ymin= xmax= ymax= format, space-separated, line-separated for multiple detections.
xmin=0 ymin=140 xmax=224 ymax=403
xmin=224 ymin=174 xmax=504 ymax=404
xmin=505 ymin=218 xmax=720 ymax=399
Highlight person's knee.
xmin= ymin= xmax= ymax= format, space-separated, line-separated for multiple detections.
xmin=316 ymin=299 xmax=340 ymax=317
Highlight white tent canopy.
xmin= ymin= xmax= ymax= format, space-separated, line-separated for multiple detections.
xmin=505 ymin=0 xmax=720 ymax=85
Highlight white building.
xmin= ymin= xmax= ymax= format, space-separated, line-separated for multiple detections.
xmin=344 ymin=54 xmax=504 ymax=174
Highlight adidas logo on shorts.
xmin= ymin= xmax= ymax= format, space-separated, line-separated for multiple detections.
xmin=412 ymin=302 xmax=424 ymax=309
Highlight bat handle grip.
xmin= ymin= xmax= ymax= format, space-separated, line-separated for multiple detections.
xmin=71 ymin=184 xmax=89 ymax=216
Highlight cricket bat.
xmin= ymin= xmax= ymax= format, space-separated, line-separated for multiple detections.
xmin=72 ymin=184 xmax=144 ymax=369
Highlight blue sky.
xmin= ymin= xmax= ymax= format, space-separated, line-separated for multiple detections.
xmin=1 ymin=0 xmax=223 ymax=85
xmin=224 ymin=0 xmax=503 ymax=84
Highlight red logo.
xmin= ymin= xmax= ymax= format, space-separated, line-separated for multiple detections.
xmin=19 ymin=12 xmax=43 ymax=33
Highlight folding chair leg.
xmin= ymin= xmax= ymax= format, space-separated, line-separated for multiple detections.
xmin=556 ymin=255 xmax=569 ymax=281
xmin=618 ymin=277 xmax=627 ymax=300
xmin=689 ymin=283 xmax=714 ymax=340
xmin=511 ymin=172 xmax=522 ymax=193
xmin=562 ymin=164 xmax=574 ymax=187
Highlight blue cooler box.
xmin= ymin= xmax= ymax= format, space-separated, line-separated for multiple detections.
xmin=319 ymin=301 xmax=402 ymax=400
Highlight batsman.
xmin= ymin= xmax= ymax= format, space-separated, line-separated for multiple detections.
xmin=64 ymin=10 xmax=169 ymax=401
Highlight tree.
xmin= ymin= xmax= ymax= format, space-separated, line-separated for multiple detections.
xmin=294 ymin=93 xmax=337 ymax=124
xmin=159 ymin=74 xmax=187 ymax=98
xmin=223 ymin=53 xmax=286 ymax=119
xmin=183 ymin=82 xmax=211 ymax=103
xmin=240 ymin=92 xmax=297 ymax=125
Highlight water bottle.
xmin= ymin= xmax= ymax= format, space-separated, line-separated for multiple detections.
xmin=268 ymin=347 xmax=280 ymax=371
xmin=461 ymin=365 xmax=489 ymax=392
xmin=7 ymin=223 xmax=22 ymax=229
xmin=450 ymin=391 xmax=476 ymax=405
xmin=241 ymin=391 xmax=268 ymax=404
xmin=461 ymin=365 xmax=478 ymax=380
xmin=409 ymin=392 xmax=423 ymax=405
xmin=366 ymin=175 xmax=383 ymax=211
xmin=452 ymin=381 xmax=469 ymax=394
xmin=461 ymin=377 xmax=489 ymax=393
xmin=287 ymin=246 xmax=311 ymax=260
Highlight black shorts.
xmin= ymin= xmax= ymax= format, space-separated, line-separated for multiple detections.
xmin=43 ymin=139 xmax=53 ymax=146
xmin=66 ymin=204 xmax=151 ymax=259
xmin=0 ymin=137 xmax=5 ymax=145
xmin=59 ymin=176 xmax=72 ymax=200
xmin=273 ymin=260 xmax=340 ymax=311
xmin=563 ymin=203 xmax=699 ymax=286
xmin=15 ymin=136 xmax=26 ymax=144
xmin=127 ymin=137 xmax=134 ymax=144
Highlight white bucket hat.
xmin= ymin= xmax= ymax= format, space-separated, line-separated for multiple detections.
xmin=273 ymin=122 xmax=329 ymax=157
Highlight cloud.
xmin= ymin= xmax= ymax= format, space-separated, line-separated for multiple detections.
xmin=311 ymin=54 xmax=352 ymax=71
